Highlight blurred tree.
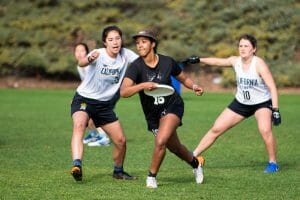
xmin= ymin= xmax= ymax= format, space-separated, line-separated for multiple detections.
xmin=0 ymin=0 xmax=299 ymax=87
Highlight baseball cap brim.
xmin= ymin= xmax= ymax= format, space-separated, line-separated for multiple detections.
xmin=132 ymin=30 xmax=157 ymax=41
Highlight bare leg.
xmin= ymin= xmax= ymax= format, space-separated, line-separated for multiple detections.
xmin=193 ymin=108 xmax=244 ymax=156
xmin=255 ymin=108 xmax=277 ymax=162
xmin=166 ymin=132 xmax=193 ymax=163
xmin=87 ymin=119 xmax=96 ymax=130
xmin=101 ymin=120 xmax=126 ymax=166
xmin=71 ymin=111 xmax=89 ymax=160
xmin=149 ymin=114 xmax=180 ymax=174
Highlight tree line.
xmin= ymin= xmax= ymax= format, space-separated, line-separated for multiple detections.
xmin=0 ymin=0 xmax=299 ymax=86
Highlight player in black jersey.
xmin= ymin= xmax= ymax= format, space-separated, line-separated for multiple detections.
xmin=121 ymin=30 xmax=204 ymax=188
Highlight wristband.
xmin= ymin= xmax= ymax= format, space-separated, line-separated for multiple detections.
xmin=87 ymin=56 xmax=92 ymax=63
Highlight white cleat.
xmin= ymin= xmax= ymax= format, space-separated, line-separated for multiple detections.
xmin=87 ymin=137 xmax=110 ymax=147
xmin=193 ymin=156 xmax=205 ymax=184
xmin=193 ymin=165 xmax=204 ymax=184
xmin=146 ymin=176 xmax=158 ymax=189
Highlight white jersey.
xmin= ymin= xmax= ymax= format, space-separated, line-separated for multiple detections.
xmin=76 ymin=48 xmax=138 ymax=101
xmin=234 ymin=56 xmax=271 ymax=105
xmin=77 ymin=65 xmax=89 ymax=80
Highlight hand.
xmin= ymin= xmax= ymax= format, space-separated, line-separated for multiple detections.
xmin=192 ymin=84 xmax=204 ymax=96
xmin=272 ymin=108 xmax=281 ymax=126
xmin=88 ymin=50 xmax=99 ymax=63
xmin=143 ymin=82 xmax=157 ymax=91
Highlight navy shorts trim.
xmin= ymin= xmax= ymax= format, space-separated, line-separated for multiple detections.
xmin=146 ymin=103 xmax=184 ymax=131
xmin=228 ymin=98 xmax=272 ymax=118
xmin=71 ymin=93 xmax=118 ymax=127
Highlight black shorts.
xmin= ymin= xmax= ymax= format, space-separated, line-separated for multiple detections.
xmin=71 ymin=92 xmax=119 ymax=127
xmin=146 ymin=103 xmax=184 ymax=131
xmin=228 ymin=98 xmax=272 ymax=118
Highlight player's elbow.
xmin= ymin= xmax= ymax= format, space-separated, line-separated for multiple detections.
xmin=120 ymin=88 xmax=130 ymax=98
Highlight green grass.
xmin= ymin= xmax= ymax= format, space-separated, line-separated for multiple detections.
xmin=0 ymin=89 xmax=299 ymax=199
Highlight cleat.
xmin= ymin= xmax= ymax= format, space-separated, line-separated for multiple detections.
xmin=113 ymin=171 xmax=136 ymax=180
xmin=87 ymin=136 xmax=110 ymax=147
xmin=83 ymin=131 xmax=99 ymax=144
xmin=71 ymin=165 xmax=82 ymax=181
xmin=197 ymin=156 xmax=205 ymax=167
xmin=193 ymin=156 xmax=205 ymax=184
xmin=146 ymin=176 xmax=158 ymax=189
xmin=264 ymin=162 xmax=279 ymax=173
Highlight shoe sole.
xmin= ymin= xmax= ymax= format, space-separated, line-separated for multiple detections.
xmin=71 ymin=167 xmax=82 ymax=181
xmin=112 ymin=174 xmax=137 ymax=180
xmin=112 ymin=175 xmax=137 ymax=180
xmin=146 ymin=185 xmax=158 ymax=189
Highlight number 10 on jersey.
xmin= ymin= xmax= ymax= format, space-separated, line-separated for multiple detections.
xmin=243 ymin=90 xmax=251 ymax=100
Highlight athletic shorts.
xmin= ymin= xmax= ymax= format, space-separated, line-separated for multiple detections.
xmin=71 ymin=92 xmax=119 ymax=127
xmin=228 ymin=98 xmax=272 ymax=118
xmin=146 ymin=103 xmax=184 ymax=132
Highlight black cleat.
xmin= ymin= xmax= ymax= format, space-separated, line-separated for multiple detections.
xmin=71 ymin=165 xmax=82 ymax=181
xmin=112 ymin=171 xmax=136 ymax=180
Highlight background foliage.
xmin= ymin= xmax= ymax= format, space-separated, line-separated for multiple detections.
xmin=0 ymin=0 xmax=299 ymax=86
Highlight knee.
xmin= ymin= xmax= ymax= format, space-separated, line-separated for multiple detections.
xmin=113 ymin=135 xmax=126 ymax=147
xmin=259 ymin=128 xmax=273 ymax=140
xmin=155 ymin=138 xmax=167 ymax=150
xmin=210 ymin=125 xmax=223 ymax=137
xmin=73 ymin=122 xmax=86 ymax=133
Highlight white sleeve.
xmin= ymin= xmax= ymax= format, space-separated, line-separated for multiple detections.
xmin=124 ymin=48 xmax=138 ymax=63
xmin=87 ymin=49 xmax=101 ymax=65
xmin=77 ymin=66 xmax=86 ymax=80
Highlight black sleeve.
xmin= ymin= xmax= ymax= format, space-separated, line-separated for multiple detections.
xmin=171 ymin=58 xmax=182 ymax=77
xmin=125 ymin=59 xmax=140 ymax=83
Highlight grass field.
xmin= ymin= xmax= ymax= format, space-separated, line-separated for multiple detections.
xmin=0 ymin=89 xmax=299 ymax=199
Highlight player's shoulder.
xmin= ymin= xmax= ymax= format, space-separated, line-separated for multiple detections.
xmin=254 ymin=56 xmax=269 ymax=74
xmin=158 ymin=54 xmax=172 ymax=60
xmin=121 ymin=48 xmax=138 ymax=58
xmin=254 ymin=56 xmax=266 ymax=65
xmin=228 ymin=56 xmax=239 ymax=65
xmin=131 ymin=56 xmax=143 ymax=66
xmin=93 ymin=48 xmax=104 ymax=55
xmin=158 ymin=54 xmax=176 ymax=65
xmin=121 ymin=47 xmax=133 ymax=53
xmin=95 ymin=48 xmax=104 ymax=52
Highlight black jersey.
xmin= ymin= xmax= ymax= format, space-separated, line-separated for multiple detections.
xmin=125 ymin=54 xmax=184 ymax=126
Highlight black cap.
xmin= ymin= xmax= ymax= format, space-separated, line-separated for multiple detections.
xmin=132 ymin=30 xmax=157 ymax=41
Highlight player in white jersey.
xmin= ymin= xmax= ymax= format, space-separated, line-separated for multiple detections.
xmin=192 ymin=34 xmax=281 ymax=173
xmin=74 ymin=43 xmax=110 ymax=145
xmin=70 ymin=26 xmax=138 ymax=181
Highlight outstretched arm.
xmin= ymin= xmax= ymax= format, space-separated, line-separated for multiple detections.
xmin=200 ymin=56 xmax=237 ymax=67
xmin=176 ymin=71 xmax=204 ymax=96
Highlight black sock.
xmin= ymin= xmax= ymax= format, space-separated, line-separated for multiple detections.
xmin=114 ymin=165 xmax=123 ymax=173
xmin=73 ymin=159 xmax=82 ymax=167
xmin=190 ymin=156 xmax=199 ymax=169
xmin=148 ymin=171 xmax=157 ymax=177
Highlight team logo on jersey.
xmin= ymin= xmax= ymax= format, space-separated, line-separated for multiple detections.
xmin=80 ymin=102 xmax=87 ymax=110
xmin=238 ymin=78 xmax=258 ymax=88
xmin=147 ymin=71 xmax=164 ymax=82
